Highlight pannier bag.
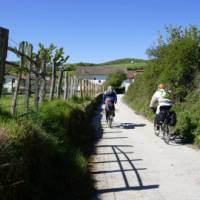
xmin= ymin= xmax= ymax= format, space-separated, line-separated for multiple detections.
xmin=157 ymin=110 xmax=166 ymax=124
xmin=168 ymin=111 xmax=177 ymax=126
xmin=106 ymin=103 xmax=114 ymax=112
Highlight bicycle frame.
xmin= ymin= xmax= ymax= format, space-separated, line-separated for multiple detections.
xmin=154 ymin=110 xmax=171 ymax=144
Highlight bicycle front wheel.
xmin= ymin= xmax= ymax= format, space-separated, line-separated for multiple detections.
xmin=108 ymin=115 xmax=113 ymax=128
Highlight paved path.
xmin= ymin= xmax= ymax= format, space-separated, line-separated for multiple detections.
xmin=90 ymin=95 xmax=200 ymax=200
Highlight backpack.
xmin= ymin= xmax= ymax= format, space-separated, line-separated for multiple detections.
xmin=160 ymin=89 xmax=172 ymax=99
xmin=105 ymin=103 xmax=114 ymax=112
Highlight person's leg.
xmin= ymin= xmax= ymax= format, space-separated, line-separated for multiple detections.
xmin=112 ymin=104 xmax=115 ymax=116
xmin=105 ymin=109 xmax=109 ymax=121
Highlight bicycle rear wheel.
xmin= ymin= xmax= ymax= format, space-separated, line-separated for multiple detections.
xmin=163 ymin=123 xmax=170 ymax=144
xmin=154 ymin=119 xmax=160 ymax=136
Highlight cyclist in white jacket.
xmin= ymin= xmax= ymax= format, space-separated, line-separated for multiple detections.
xmin=150 ymin=83 xmax=173 ymax=132
xmin=150 ymin=83 xmax=173 ymax=114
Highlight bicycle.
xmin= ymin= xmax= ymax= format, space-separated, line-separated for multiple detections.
xmin=153 ymin=109 xmax=172 ymax=144
xmin=105 ymin=101 xmax=115 ymax=128
xmin=106 ymin=110 xmax=114 ymax=128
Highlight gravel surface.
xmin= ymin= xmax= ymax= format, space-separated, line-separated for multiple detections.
xmin=91 ymin=95 xmax=200 ymax=200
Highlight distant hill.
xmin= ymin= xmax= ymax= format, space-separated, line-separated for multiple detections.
xmin=67 ymin=58 xmax=148 ymax=70
xmin=100 ymin=58 xmax=147 ymax=65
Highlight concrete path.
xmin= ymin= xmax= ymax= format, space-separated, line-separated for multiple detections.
xmin=90 ymin=95 xmax=200 ymax=200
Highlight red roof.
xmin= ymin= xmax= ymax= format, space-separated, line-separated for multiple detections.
xmin=76 ymin=66 xmax=126 ymax=75
xmin=76 ymin=66 xmax=138 ymax=78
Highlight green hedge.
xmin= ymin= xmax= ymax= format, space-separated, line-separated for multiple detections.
xmin=125 ymin=25 xmax=200 ymax=144
xmin=0 ymin=96 xmax=101 ymax=200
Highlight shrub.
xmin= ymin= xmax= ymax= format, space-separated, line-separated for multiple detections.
xmin=125 ymin=25 xmax=200 ymax=145
xmin=0 ymin=96 xmax=99 ymax=200
xmin=174 ymin=112 xmax=196 ymax=142
xmin=194 ymin=125 xmax=200 ymax=147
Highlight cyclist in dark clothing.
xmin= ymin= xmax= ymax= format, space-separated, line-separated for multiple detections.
xmin=103 ymin=86 xmax=117 ymax=120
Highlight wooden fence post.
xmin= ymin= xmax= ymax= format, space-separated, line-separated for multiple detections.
xmin=72 ymin=76 xmax=76 ymax=96
xmin=89 ymin=81 xmax=92 ymax=97
xmin=70 ymin=75 xmax=73 ymax=98
xmin=49 ymin=61 xmax=57 ymax=100
xmin=86 ymin=80 xmax=88 ymax=97
xmin=74 ymin=76 xmax=77 ymax=96
xmin=63 ymin=71 xmax=68 ymax=100
xmin=39 ymin=56 xmax=46 ymax=103
xmin=82 ymin=80 xmax=85 ymax=98
xmin=92 ymin=83 xmax=95 ymax=97
xmin=34 ymin=55 xmax=40 ymax=112
xmin=24 ymin=43 xmax=33 ymax=113
xmin=0 ymin=27 xmax=9 ymax=98
xmin=67 ymin=75 xmax=70 ymax=98
xmin=70 ymin=76 xmax=73 ymax=97
xmin=57 ymin=66 xmax=63 ymax=98
xmin=80 ymin=79 xmax=83 ymax=100
xmin=67 ymin=74 xmax=70 ymax=99
xmin=73 ymin=76 xmax=76 ymax=96
xmin=75 ymin=77 xmax=79 ymax=96
xmin=71 ymin=75 xmax=75 ymax=96
xmin=12 ymin=42 xmax=25 ymax=115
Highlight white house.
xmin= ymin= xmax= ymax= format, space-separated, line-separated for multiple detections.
xmin=3 ymin=74 xmax=17 ymax=92
xmin=76 ymin=66 xmax=118 ymax=84
xmin=3 ymin=73 xmax=27 ymax=93
xmin=76 ymin=66 xmax=143 ymax=91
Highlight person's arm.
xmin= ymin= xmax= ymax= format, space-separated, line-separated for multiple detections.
xmin=149 ymin=92 xmax=158 ymax=108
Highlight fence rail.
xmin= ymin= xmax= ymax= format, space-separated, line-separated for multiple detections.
xmin=0 ymin=27 xmax=104 ymax=116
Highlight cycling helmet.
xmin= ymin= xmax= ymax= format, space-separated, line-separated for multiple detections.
xmin=107 ymin=85 xmax=113 ymax=93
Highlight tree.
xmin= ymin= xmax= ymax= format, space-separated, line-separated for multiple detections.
xmin=57 ymin=56 xmax=70 ymax=99
xmin=105 ymin=71 xmax=127 ymax=88
xmin=49 ymin=48 xmax=69 ymax=100
xmin=38 ymin=43 xmax=55 ymax=103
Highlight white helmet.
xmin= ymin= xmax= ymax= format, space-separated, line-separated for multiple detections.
xmin=107 ymin=86 xmax=113 ymax=93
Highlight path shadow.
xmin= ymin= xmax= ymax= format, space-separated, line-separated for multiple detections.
xmin=90 ymin=158 xmax=142 ymax=164
xmin=91 ymin=104 xmax=159 ymax=199
xmin=103 ymin=131 xmax=123 ymax=134
xmin=157 ymin=133 xmax=184 ymax=146
xmin=92 ymin=106 xmax=104 ymax=140
xmin=92 ymin=144 xmax=159 ymax=199
xmin=169 ymin=135 xmax=184 ymax=146
xmin=101 ymin=136 xmax=128 ymax=139
xmin=113 ymin=123 xmax=146 ymax=129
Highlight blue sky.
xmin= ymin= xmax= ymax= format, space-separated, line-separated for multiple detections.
xmin=1 ymin=0 xmax=200 ymax=63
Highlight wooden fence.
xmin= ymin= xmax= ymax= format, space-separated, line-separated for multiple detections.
xmin=0 ymin=27 xmax=103 ymax=116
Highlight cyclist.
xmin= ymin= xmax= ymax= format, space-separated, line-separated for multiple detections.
xmin=103 ymin=86 xmax=117 ymax=120
xmin=149 ymin=83 xmax=173 ymax=133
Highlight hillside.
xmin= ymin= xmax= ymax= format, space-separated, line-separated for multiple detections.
xmin=66 ymin=57 xmax=148 ymax=69
xmin=5 ymin=58 xmax=147 ymax=76
xmin=100 ymin=57 xmax=147 ymax=65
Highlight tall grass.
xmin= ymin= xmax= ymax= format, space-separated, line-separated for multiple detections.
xmin=0 ymin=95 xmax=101 ymax=200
